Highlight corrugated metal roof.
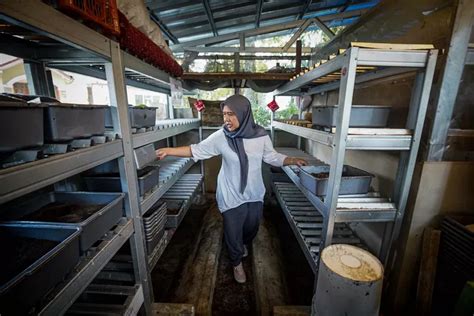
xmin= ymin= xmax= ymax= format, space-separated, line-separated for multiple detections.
xmin=145 ymin=0 xmax=380 ymax=46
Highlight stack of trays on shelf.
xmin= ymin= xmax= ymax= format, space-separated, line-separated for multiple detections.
xmin=84 ymin=144 xmax=160 ymax=197
xmin=104 ymin=105 xmax=156 ymax=129
xmin=3 ymin=93 xmax=107 ymax=142
xmin=434 ymin=216 xmax=474 ymax=314
xmin=0 ymin=94 xmax=44 ymax=154
xmin=0 ymin=93 xmax=108 ymax=168
xmin=440 ymin=217 xmax=474 ymax=275
xmin=0 ymin=191 xmax=125 ymax=314
xmin=299 ymin=164 xmax=374 ymax=196
xmin=272 ymin=181 xmax=363 ymax=264
xmin=311 ymin=105 xmax=391 ymax=130
xmin=163 ymin=199 xmax=186 ymax=228
xmin=0 ymin=223 xmax=81 ymax=315
xmin=143 ymin=201 xmax=167 ymax=254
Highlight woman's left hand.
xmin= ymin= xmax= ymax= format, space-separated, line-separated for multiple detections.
xmin=284 ymin=157 xmax=308 ymax=167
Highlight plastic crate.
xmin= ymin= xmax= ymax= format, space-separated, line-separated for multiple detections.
xmin=118 ymin=12 xmax=183 ymax=77
xmin=58 ymin=0 xmax=120 ymax=36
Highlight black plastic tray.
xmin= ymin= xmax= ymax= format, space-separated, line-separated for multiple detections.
xmin=3 ymin=192 xmax=124 ymax=252
xmin=146 ymin=229 xmax=165 ymax=254
xmin=105 ymin=106 xmax=156 ymax=128
xmin=84 ymin=166 xmax=159 ymax=197
xmin=311 ymin=105 xmax=391 ymax=127
xmin=44 ymin=103 xmax=106 ymax=141
xmin=164 ymin=199 xmax=186 ymax=228
xmin=0 ymin=101 xmax=44 ymax=152
xmin=0 ymin=223 xmax=81 ymax=315
xmin=299 ymin=165 xmax=373 ymax=196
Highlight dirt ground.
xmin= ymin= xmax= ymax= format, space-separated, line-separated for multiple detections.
xmin=151 ymin=198 xmax=313 ymax=314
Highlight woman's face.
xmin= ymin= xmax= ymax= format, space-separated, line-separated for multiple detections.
xmin=222 ymin=105 xmax=240 ymax=131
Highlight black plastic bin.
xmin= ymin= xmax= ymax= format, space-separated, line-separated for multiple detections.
xmin=0 ymin=96 xmax=44 ymax=152
xmin=44 ymin=103 xmax=106 ymax=142
xmin=2 ymin=93 xmax=60 ymax=103
xmin=2 ymin=192 xmax=124 ymax=252
xmin=0 ymin=223 xmax=81 ymax=315
xmin=164 ymin=199 xmax=186 ymax=228
xmin=312 ymin=105 xmax=391 ymax=127
xmin=84 ymin=166 xmax=160 ymax=197
xmin=299 ymin=165 xmax=373 ymax=196
xmin=104 ymin=106 xmax=156 ymax=128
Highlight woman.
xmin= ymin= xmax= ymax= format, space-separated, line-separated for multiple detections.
xmin=156 ymin=95 xmax=307 ymax=283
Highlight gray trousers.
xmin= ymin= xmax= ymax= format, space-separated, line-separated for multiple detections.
xmin=222 ymin=201 xmax=263 ymax=266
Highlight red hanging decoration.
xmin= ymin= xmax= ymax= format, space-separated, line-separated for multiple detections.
xmin=193 ymin=99 xmax=205 ymax=112
xmin=267 ymin=98 xmax=279 ymax=112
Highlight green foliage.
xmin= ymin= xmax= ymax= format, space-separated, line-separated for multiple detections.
xmin=275 ymin=99 xmax=299 ymax=120
xmin=204 ymin=58 xmax=234 ymax=72
xmin=252 ymin=103 xmax=271 ymax=127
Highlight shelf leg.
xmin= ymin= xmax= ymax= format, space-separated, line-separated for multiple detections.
xmin=105 ymin=41 xmax=153 ymax=315
xmin=322 ymin=48 xmax=359 ymax=247
xmin=383 ymin=50 xmax=438 ymax=270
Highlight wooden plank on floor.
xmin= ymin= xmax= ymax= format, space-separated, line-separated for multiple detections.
xmin=173 ymin=204 xmax=223 ymax=316
xmin=415 ymin=227 xmax=441 ymax=316
xmin=152 ymin=303 xmax=195 ymax=315
xmin=253 ymin=217 xmax=287 ymax=316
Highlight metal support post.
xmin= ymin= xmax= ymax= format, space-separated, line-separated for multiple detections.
xmin=167 ymin=95 xmax=174 ymax=119
xmin=322 ymin=48 xmax=359 ymax=246
xmin=105 ymin=41 xmax=153 ymax=315
xmin=198 ymin=111 xmax=206 ymax=194
xmin=24 ymin=61 xmax=54 ymax=96
xmin=45 ymin=69 xmax=56 ymax=97
xmin=427 ymin=0 xmax=474 ymax=161
xmin=270 ymin=110 xmax=275 ymax=142
xmin=297 ymin=104 xmax=303 ymax=150
xmin=234 ymin=52 xmax=240 ymax=72
xmin=296 ymin=40 xmax=302 ymax=74
xmin=383 ymin=50 xmax=438 ymax=268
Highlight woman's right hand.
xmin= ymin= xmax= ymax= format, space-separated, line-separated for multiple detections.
xmin=155 ymin=146 xmax=193 ymax=160
xmin=156 ymin=148 xmax=170 ymax=160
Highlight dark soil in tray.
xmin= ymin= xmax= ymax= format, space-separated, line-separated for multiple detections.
xmin=137 ymin=166 xmax=155 ymax=177
xmin=311 ymin=172 xmax=330 ymax=179
xmin=22 ymin=203 xmax=105 ymax=223
xmin=310 ymin=171 xmax=351 ymax=179
xmin=0 ymin=236 xmax=59 ymax=285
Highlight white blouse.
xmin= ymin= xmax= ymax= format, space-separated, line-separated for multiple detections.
xmin=190 ymin=129 xmax=287 ymax=212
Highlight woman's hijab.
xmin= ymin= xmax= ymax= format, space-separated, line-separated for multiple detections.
xmin=220 ymin=94 xmax=268 ymax=193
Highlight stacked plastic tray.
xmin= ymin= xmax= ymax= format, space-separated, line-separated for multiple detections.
xmin=85 ymin=144 xmax=159 ymax=197
xmin=299 ymin=164 xmax=374 ymax=196
xmin=433 ymin=216 xmax=474 ymax=315
xmin=143 ymin=201 xmax=167 ymax=254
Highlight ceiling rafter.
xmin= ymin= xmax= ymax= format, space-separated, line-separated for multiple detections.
xmin=148 ymin=10 xmax=180 ymax=44
xmin=298 ymin=0 xmax=313 ymax=20
xmin=313 ymin=17 xmax=336 ymax=39
xmin=282 ymin=18 xmax=313 ymax=51
xmin=171 ymin=9 xmax=368 ymax=51
xmin=202 ymin=0 xmax=218 ymax=36
xmin=169 ymin=2 xmax=303 ymax=34
xmin=255 ymin=0 xmax=264 ymax=28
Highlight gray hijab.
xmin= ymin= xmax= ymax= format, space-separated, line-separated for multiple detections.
xmin=220 ymin=95 xmax=268 ymax=193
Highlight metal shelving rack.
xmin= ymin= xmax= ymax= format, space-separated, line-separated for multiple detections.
xmin=272 ymin=46 xmax=438 ymax=285
xmin=0 ymin=1 xmax=202 ymax=314
xmin=148 ymin=173 xmax=203 ymax=270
